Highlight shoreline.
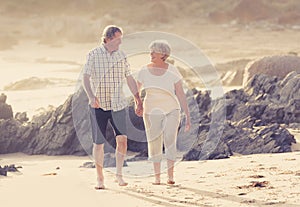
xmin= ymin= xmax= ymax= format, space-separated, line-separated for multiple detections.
xmin=1 ymin=152 xmax=299 ymax=207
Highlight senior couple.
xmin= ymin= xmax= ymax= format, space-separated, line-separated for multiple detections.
xmin=82 ymin=25 xmax=191 ymax=190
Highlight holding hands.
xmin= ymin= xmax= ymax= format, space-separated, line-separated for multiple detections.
xmin=135 ymin=98 xmax=143 ymax=117
xmin=89 ymin=96 xmax=100 ymax=108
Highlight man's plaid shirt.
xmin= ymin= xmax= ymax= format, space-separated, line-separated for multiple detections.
xmin=83 ymin=44 xmax=131 ymax=111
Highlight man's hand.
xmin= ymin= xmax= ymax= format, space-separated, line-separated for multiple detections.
xmin=135 ymin=99 xmax=143 ymax=117
xmin=89 ymin=96 xmax=100 ymax=108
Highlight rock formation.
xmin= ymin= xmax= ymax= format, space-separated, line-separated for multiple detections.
xmin=0 ymin=93 xmax=13 ymax=120
xmin=0 ymin=71 xmax=298 ymax=161
xmin=243 ymin=55 xmax=300 ymax=86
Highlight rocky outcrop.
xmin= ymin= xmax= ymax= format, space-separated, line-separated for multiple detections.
xmin=0 ymin=71 xmax=298 ymax=161
xmin=0 ymin=164 xmax=20 ymax=176
xmin=0 ymin=93 xmax=13 ymax=120
xmin=182 ymin=122 xmax=232 ymax=161
xmin=217 ymin=59 xmax=251 ymax=86
xmin=0 ymin=87 xmax=147 ymax=155
xmin=182 ymin=71 xmax=298 ymax=160
xmin=243 ymin=55 xmax=300 ymax=86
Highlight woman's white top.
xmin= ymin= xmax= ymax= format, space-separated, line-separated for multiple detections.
xmin=137 ymin=64 xmax=183 ymax=114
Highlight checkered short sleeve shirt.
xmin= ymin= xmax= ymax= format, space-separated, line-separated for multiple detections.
xmin=83 ymin=44 xmax=131 ymax=111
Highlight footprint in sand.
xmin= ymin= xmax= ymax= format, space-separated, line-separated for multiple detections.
xmin=42 ymin=172 xmax=57 ymax=176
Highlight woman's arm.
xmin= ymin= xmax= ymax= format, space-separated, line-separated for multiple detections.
xmin=175 ymin=80 xmax=191 ymax=131
xmin=126 ymin=75 xmax=143 ymax=116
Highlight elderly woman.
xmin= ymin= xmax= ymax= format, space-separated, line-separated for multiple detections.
xmin=137 ymin=40 xmax=191 ymax=185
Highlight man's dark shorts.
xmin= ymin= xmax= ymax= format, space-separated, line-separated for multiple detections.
xmin=89 ymin=107 xmax=127 ymax=144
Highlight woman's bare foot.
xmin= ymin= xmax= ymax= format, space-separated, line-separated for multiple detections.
xmin=152 ymin=176 xmax=161 ymax=185
xmin=115 ymin=175 xmax=128 ymax=186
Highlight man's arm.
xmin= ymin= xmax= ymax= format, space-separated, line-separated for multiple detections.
xmin=82 ymin=74 xmax=100 ymax=108
xmin=126 ymin=75 xmax=143 ymax=116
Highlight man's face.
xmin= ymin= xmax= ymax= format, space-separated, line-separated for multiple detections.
xmin=105 ymin=31 xmax=122 ymax=51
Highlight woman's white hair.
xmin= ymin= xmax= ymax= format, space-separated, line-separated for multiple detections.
xmin=149 ymin=40 xmax=171 ymax=60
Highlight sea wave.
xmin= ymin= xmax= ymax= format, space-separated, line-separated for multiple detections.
xmin=3 ymin=77 xmax=76 ymax=91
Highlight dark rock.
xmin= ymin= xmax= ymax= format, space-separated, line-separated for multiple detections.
xmin=177 ymin=89 xmax=209 ymax=152
xmin=126 ymin=149 xmax=148 ymax=162
xmin=279 ymin=73 xmax=300 ymax=104
xmin=0 ymin=164 xmax=20 ymax=176
xmin=15 ymin=112 xmax=29 ymax=123
xmin=6 ymin=164 xmax=19 ymax=172
xmin=0 ymin=166 xmax=7 ymax=176
xmin=0 ymin=94 xmax=13 ymax=120
xmin=184 ymin=119 xmax=296 ymax=161
xmin=183 ymin=122 xmax=233 ymax=161
xmin=245 ymin=74 xmax=280 ymax=100
xmin=0 ymin=71 xmax=298 ymax=161
xmin=195 ymin=90 xmax=211 ymax=113
xmin=24 ymin=95 xmax=81 ymax=155
xmin=105 ymin=153 xmax=128 ymax=167
xmin=261 ymin=104 xmax=285 ymax=124
xmin=228 ymin=72 xmax=300 ymax=126
xmin=232 ymin=102 xmax=268 ymax=122
xmin=80 ymin=162 xmax=95 ymax=168
xmin=224 ymin=124 xmax=295 ymax=154
xmin=0 ymin=93 xmax=7 ymax=103
xmin=0 ymin=119 xmax=32 ymax=153
xmin=244 ymin=55 xmax=300 ymax=85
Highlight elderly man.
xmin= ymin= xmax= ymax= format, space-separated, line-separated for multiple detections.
xmin=83 ymin=25 xmax=142 ymax=190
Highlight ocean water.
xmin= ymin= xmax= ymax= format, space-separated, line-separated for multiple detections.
xmin=0 ymin=41 xmax=85 ymax=119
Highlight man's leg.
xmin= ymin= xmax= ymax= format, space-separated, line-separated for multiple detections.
xmin=115 ymin=135 xmax=128 ymax=186
xmin=90 ymin=107 xmax=108 ymax=189
xmin=111 ymin=109 xmax=128 ymax=186
xmin=93 ymin=143 xmax=105 ymax=189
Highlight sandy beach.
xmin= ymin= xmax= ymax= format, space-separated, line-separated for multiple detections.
xmin=1 ymin=1 xmax=300 ymax=206
xmin=1 ymin=151 xmax=299 ymax=207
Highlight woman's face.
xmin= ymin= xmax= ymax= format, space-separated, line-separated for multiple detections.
xmin=150 ymin=50 xmax=164 ymax=63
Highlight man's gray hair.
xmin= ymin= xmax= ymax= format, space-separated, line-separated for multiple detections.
xmin=101 ymin=25 xmax=123 ymax=43
xmin=149 ymin=40 xmax=171 ymax=60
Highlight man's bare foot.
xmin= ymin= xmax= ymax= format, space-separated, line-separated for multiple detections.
xmin=95 ymin=180 xmax=105 ymax=190
xmin=115 ymin=175 xmax=128 ymax=186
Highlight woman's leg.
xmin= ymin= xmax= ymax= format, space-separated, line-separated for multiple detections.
xmin=153 ymin=162 xmax=161 ymax=184
xmin=163 ymin=110 xmax=181 ymax=184
xmin=167 ymin=159 xmax=175 ymax=183
xmin=143 ymin=113 xmax=164 ymax=183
